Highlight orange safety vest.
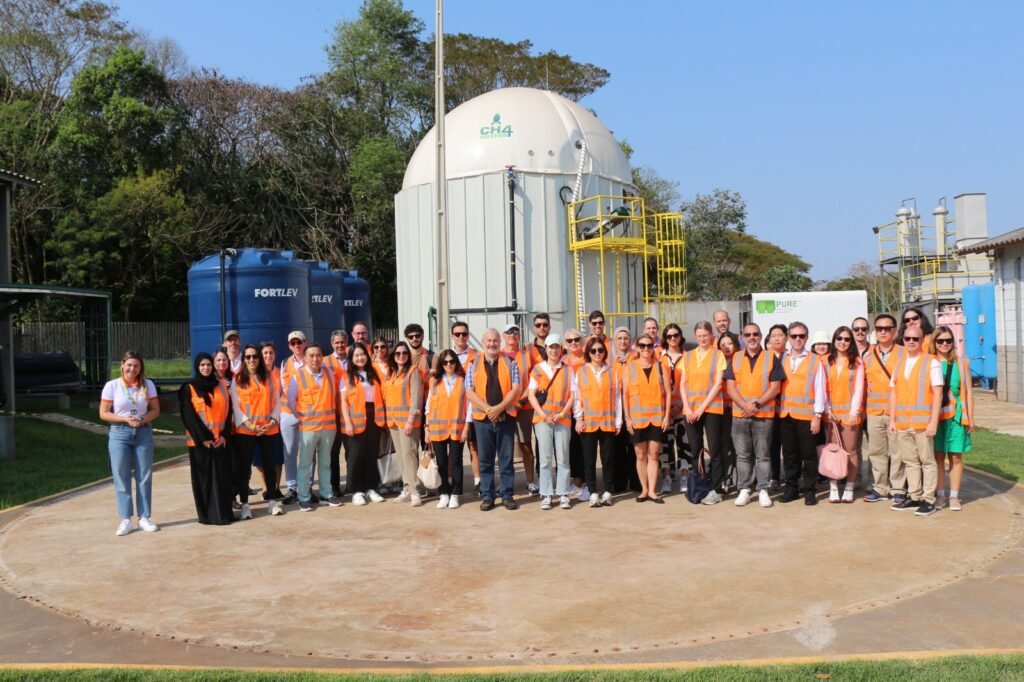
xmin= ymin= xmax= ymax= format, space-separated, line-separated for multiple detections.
xmin=279 ymin=356 xmax=304 ymax=415
xmin=504 ymin=347 xmax=533 ymax=411
xmin=530 ymin=363 xmax=572 ymax=426
xmin=455 ymin=347 xmax=478 ymax=369
xmin=661 ymin=352 xmax=685 ymax=418
xmin=528 ymin=341 xmax=547 ymax=366
xmin=564 ymin=351 xmax=586 ymax=370
xmin=383 ymin=368 xmax=423 ymax=429
xmin=626 ymin=361 xmax=665 ymax=428
xmin=863 ymin=345 xmax=905 ymax=416
xmin=186 ymin=382 xmax=230 ymax=447
xmin=342 ymin=374 xmax=386 ymax=434
xmin=233 ymin=375 xmax=280 ymax=436
xmin=892 ymin=354 xmax=950 ymax=430
xmin=323 ymin=354 xmax=348 ymax=392
xmin=294 ymin=367 xmax=336 ymax=432
xmin=778 ymin=353 xmax=820 ymax=421
xmin=827 ymin=356 xmax=862 ymax=426
xmin=427 ymin=375 xmax=467 ymax=442
xmin=577 ymin=364 xmax=618 ymax=432
xmin=684 ymin=347 xmax=725 ymax=415
xmin=469 ymin=354 xmax=518 ymax=420
xmin=731 ymin=350 xmax=776 ymax=419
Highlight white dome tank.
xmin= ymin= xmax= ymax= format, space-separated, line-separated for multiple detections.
xmin=395 ymin=87 xmax=642 ymax=345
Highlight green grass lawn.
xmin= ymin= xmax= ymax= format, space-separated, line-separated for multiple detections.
xmin=110 ymin=357 xmax=193 ymax=379
xmin=16 ymin=393 xmax=183 ymax=435
xmin=966 ymin=427 xmax=1024 ymax=483
xmin=0 ymin=654 xmax=1022 ymax=680
xmin=0 ymin=418 xmax=183 ymax=510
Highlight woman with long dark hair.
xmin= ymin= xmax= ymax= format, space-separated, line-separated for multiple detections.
xmin=426 ymin=348 xmax=469 ymax=509
xmin=100 ymin=351 xmax=161 ymax=535
xmin=623 ymin=333 xmax=671 ymax=503
xmin=231 ymin=344 xmax=284 ymax=516
xmin=766 ymin=323 xmax=788 ymax=489
xmin=715 ymin=332 xmax=740 ymax=496
xmin=340 ymin=342 xmax=387 ymax=506
xmin=179 ymin=352 xmax=233 ymax=525
xmin=824 ymin=326 xmax=865 ymax=503
xmin=659 ymin=323 xmax=686 ymax=494
xmin=383 ymin=340 xmax=424 ymax=507
xmin=899 ymin=307 xmax=934 ymax=354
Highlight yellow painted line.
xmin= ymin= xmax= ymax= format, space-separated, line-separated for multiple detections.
xmin=1 ymin=648 xmax=1023 ymax=675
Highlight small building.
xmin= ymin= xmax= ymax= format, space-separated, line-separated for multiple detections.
xmin=960 ymin=227 xmax=1024 ymax=404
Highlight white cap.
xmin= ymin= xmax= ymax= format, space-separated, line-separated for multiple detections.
xmin=811 ymin=330 xmax=830 ymax=345
xmin=545 ymin=333 xmax=562 ymax=346
xmin=502 ymin=323 xmax=520 ymax=333
xmin=287 ymin=330 xmax=306 ymax=342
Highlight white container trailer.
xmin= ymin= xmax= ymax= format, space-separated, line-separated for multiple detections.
xmin=746 ymin=291 xmax=869 ymax=339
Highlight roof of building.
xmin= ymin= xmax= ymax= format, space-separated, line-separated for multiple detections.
xmin=0 ymin=169 xmax=41 ymax=187
xmin=958 ymin=227 xmax=1024 ymax=255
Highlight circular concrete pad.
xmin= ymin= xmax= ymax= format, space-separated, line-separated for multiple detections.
xmin=0 ymin=462 xmax=1019 ymax=664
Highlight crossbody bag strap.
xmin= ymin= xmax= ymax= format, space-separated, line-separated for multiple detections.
xmin=873 ymin=348 xmax=892 ymax=380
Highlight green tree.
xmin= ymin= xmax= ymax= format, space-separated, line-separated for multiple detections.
xmin=682 ymin=188 xmax=747 ymax=300
xmin=817 ymin=261 xmax=896 ymax=314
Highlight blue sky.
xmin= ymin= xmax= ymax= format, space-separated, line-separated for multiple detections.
xmin=116 ymin=0 xmax=1024 ymax=280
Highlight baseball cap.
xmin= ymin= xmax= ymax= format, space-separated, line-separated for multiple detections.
xmin=223 ymin=330 xmax=240 ymax=341
xmin=287 ymin=330 xmax=306 ymax=342
xmin=502 ymin=323 xmax=520 ymax=333
xmin=545 ymin=333 xmax=562 ymax=346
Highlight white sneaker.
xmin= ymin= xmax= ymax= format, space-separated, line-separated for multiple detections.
xmin=437 ymin=494 xmax=449 ymax=509
xmin=735 ymin=489 xmax=752 ymax=507
xmin=540 ymin=496 xmax=552 ymax=510
xmin=829 ymin=488 xmax=840 ymax=503
xmin=660 ymin=476 xmax=673 ymax=494
xmin=678 ymin=469 xmax=690 ymax=491
xmin=589 ymin=492 xmax=600 ymax=507
xmin=600 ymin=491 xmax=613 ymax=506
xmin=559 ymin=495 xmax=572 ymax=509
xmin=935 ymin=496 xmax=946 ymax=510
xmin=527 ymin=482 xmax=540 ymax=495
xmin=700 ymin=489 xmax=724 ymax=503
xmin=352 ymin=492 xmax=367 ymax=506
xmin=116 ymin=519 xmax=132 ymax=536
xmin=138 ymin=517 xmax=159 ymax=532
xmin=578 ymin=484 xmax=591 ymax=500
xmin=394 ymin=489 xmax=412 ymax=503
xmin=410 ymin=493 xmax=423 ymax=507
xmin=268 ymin=500 xmax=284 ymax=516
xmin=758 ymin=489 xmax=773 ymax=508
xmin=239 ymin=503 xmax=252 ymax=520
xmin=841 ymin=488 xmax=854 ymax=504
xmin=448 ymin=495 xmax=460 ymax=509
xmin=367 ymin=489 xmax=385 ymax=503
xmin=568 ymin=483 xmax=582 ymax=498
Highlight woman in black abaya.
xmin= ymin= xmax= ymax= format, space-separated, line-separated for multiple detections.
xmin=179 ymin=352 xmax=234 ymax=525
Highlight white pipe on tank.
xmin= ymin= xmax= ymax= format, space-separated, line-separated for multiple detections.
xmin=933 ymin=198 xmax=948 ymax=258
xmin=434 ymin=0 xmax=450 ymax=351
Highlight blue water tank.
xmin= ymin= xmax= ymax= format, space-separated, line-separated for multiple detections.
xmin=342 ymin=270 xmax=372 ymax=335
xmin=309 ymin=262 xmax=345 ymax=346
xmin=188 ymin=249 xmax=312 ymax=364
xmin=962 ymin=282 xmax=997 ymax=382
xmin=978 ymin=281 xmax=997 ymax=381
xmin=963 ymin=285 xmax=981 ymax=374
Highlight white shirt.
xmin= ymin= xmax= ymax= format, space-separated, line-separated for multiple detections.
xmin=101 ymin=379 xmax=158 ymax=418
xmin=229 ymin=354 xmax=243 ymax=374
xmin=340 ymin=370 xmax=376 ymax=403
xmin=527 ymin=360 xmax=564 ymax=391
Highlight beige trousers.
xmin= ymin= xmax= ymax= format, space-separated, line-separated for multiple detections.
xmin=390 ymin=427 xmax=422 ymax=492
xmin=864 ymin=414 xmax=906 ymax=496
xmin=897 ymin=428 xmax=937 ymax=504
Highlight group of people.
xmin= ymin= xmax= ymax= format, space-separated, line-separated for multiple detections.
xmin=100 ymin=307 xmax=974 ymax=535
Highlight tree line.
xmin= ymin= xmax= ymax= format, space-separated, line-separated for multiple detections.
xmin=1 ymin=0 xmax=815 ymax=324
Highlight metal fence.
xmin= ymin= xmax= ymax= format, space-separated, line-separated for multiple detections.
xmin=16 ymin=322 xmax=190 ymax=361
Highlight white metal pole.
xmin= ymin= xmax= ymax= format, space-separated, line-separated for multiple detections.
xmin=435 ymin=0 xmax=450 ymax=351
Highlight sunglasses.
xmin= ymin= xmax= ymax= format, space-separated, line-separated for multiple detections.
xmin=394 ymin=351 xmax=409 ymax=357
xmin=904 ymin=336 xmax=922 ymax=342
xmin=835 ymin=336 xmax=853 ymax=342
xmin=535 ymin=322 xmax=550 ymax=328
xmin=665 ymin=332 xmax=681 ymax=339
xmin=637 ymin=343 xmax=654 ymax=349
xmin=591 ymin=320 xmax=605 ymax=326
xmin=244 ymin=354 xmax=259 ymax=360
xmin=744 ymin=332 xmax=761 ymax=338
xmin=406 ymin=333 xmax=422 ymax=339
xmin=789 ymin=333 xmax=807 ymax=340
xmin=852 ymin=326 xmax=869 ymax=333
xmin=904 ymin=314 xmax=920 ymax=323
xmin=935 ymin=338 xmax=954 ymax=345
xmin=565 ymin=337 xmax=581 ymax=343
xmin=373 ymin=344 xmax=387 ymax=350
xmin=452 ymin=331 xmax=468 ymax=338
xmin=442 ymin=358 xmax=457 ymax=366
xmin=289 ymin=339 xmax=304 ymax=346
xmin=589 ymin=347 xmax=606 ymax=355
xmin=875 ymin=325 xmax=895 ymax=332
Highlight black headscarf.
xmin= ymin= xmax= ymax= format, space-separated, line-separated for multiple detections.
xmin=187 ymin=352 xmax=220 ymax=406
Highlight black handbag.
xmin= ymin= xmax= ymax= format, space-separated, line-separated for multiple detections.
xmin=686 ymin=447 xmax=714 ymax=504
xmin=534 ymin=365 xmax=563 ymax=407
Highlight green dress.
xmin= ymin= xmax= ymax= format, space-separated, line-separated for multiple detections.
xmin=935 ymin=359 xmax=971 ymax=453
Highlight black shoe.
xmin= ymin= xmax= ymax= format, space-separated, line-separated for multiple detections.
xmin=280 ymin=491 xmax=298 ymax=505
xmin=503 ymin=498 xmax=519 ymax=510
xmin=480 ymin=498 xmax=495 ymax=511
xmin=326 ymin=496 xmax=344 ymax=507
xmin=781 ymin=488 xmax=800 ymax=503
xmin=309 ymin=492 xmax=321 ymax=504
xmin=914 ymin=501 xmax=938 ymax=516
xmin=248 ymin=486 xmax=261 ymax=496
xmin=804 ymin=490 xmax=818 ymax=506
xmin=299 ymin=500 xmax=314 ymax=512
xmin=891 ymin=498 xmax=921 ymax=511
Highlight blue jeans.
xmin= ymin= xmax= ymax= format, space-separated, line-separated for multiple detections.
xmin=732 ymin=416 xmax=773 ymax=492
xmin=535 ymin=421 xmax=571 ymax=497
xmin=298 ymin=428 xmax=334 ymax=501
xmin=108 ymin=424 xmax=154 ymax=519
xmin=280 ymin=411 xmax=301 ymax=490
xmin=475 ymin=418 xmax=515 ymax=501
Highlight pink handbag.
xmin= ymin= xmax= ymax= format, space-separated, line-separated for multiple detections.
xmin=817 ymin=421 xmax=849 ymax=480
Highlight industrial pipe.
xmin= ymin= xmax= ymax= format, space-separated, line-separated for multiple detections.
xmin=219 ymin=248 xmax=238 ymax=341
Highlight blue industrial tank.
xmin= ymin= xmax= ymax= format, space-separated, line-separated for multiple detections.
xmin=962 ymin=282 xmax=997 ymax=386
xmin=188 ymin=249 xmax=312 ymax=364
xmin=308 ymin=262 xmax=345 ymax=346
xmin=342 ymin=270 xmax=372 ymax=335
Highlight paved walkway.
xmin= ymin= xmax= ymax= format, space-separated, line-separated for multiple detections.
xmin=972 ymin=389 xmax=1024 ymax=437
xmin=31 ymin=412 xmax=184 ymax=447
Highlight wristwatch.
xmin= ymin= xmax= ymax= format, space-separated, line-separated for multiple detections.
xmin=753 ymin=400 xmax=762 ymax=410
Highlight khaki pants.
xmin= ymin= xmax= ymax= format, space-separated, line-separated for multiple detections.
xmin=897 ymin=428 xmax=937 ymax=504
xmin=390 ymin=427 xmax=422 ymax=492
xmin=864 ymin=414 xmax=905 ymax=496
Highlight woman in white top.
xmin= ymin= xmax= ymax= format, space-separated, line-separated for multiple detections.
xmin=825 ymin=326 xmax=866 ymax=503
xmin=425 ymin=349 xmax=471 ymax=509
xmin=529 ymin=334 xmax=574 ymax=510
xmin=340 ymin=342 xmax=386 ymax=506
xmin=99 ymin=351 xmax=161 ymax=536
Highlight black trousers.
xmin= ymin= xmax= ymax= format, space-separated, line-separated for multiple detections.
xmin=769 ymin=416 xmax=782 ymax=482
xmin=780 ymin=415 xmax=819 ymax=492
xmin=234 ymin=434 xmax=282 ymax=500
xmin=683 ymin=412 xmax=727 ymax=491
xmin=569 ymin=416 xmax=584 ymax=479
xmin=330 ymin=415 xmax=343 ymax=496
xmin=612 ymin=428 xmax=641 ymax=492
xmin=189 ymin=444 xmax=233 ymax=525
xmin=433 ymin=438 xmax=464 ymax=496
xmin=581 ymin=429 xmax=615 ymax=494
xmin=344 ymin=405 xmax=381 ymax=494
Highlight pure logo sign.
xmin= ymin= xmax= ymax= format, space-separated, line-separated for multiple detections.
xmin=480 ymin=113 xmax=512 ymax=139
xmin=254 ymin=288 xmax=298 ymax=298
xmin=756 ymin=299 xmax=800 ymax=314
